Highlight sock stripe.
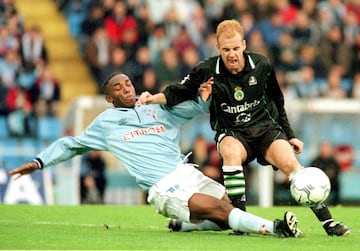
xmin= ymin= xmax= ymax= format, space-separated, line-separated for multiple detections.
xmin=224 ymin=179 xmax=245 ymax=186
xmin=223 ymin=170 xmax=243 ymax=176
xmin=226 ymin=187 xmax=246 ymax=195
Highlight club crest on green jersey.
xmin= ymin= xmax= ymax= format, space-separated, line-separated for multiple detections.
xmin=234 ymin=87 xmax=244 ymax=101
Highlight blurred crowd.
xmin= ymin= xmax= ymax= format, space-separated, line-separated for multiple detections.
xmin=57 ymin=0 xmax=360 ymax=99
xmin=0 ymin=0 xmax=61 ymax=137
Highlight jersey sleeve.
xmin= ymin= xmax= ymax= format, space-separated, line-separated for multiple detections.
xmin=266 ymin=66 xmax=295 ymax=139
xmin=164 ymin=96 xmax=211 ymax=123
xmin=37 ymin=115 xmax=109 ymax=168
xmin=163 ymin=63 xmax=208 ymax=107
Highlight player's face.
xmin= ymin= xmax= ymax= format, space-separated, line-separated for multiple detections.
xmin=106 ymin=74 xmax=136 ymax=108
xmin=216 ymin=32 xmax=246 ymax=74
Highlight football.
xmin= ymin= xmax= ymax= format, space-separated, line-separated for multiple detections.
xmin=290 ymin=167 xmax=331 ymax=207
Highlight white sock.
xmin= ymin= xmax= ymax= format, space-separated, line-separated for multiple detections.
xmin=228 ymin=208 xmax=275 ymax=235
xmin=179 ymin=220 xmax=222 ymax=232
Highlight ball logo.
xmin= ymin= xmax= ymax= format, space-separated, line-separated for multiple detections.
xmin=234 ymin=87 xmax=244 ymax=101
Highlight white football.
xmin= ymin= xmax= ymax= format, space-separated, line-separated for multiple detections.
xmin=290 ymin=167 xmax=331 ymax=207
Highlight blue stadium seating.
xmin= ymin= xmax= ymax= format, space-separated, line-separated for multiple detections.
xmin=37 ymin=116 xmax=62 ymax=140
xmin=0 ymin=116 xmax=9 ymax=138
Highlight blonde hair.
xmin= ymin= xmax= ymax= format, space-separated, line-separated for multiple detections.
xmin=216 ymin=19 xmax=244 ymax=41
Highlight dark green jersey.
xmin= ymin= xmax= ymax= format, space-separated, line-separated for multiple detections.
xmin=163 ymin=51 xmax=295 ymax=139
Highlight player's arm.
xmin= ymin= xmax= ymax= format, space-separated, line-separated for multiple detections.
xmin=9 ymin=160 xmax=41 ymax=180
xmin=8 ymin=116 xmax=108 ymax=179
xmin=136 ymin=92 xmax=167 ymax=106
xmin=136 ymin=77 xmax=213 ymax=105
xmin=163 ymin=65 xmax=209 ymax=107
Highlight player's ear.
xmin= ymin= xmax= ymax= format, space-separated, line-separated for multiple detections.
xmin=105 ymin=95 xmax=113 ymax=104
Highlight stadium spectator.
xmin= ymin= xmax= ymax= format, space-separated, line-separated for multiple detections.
xmin=19 ymin=24 xmax=48 ymax=70
xmin=64 ymin=0 xmax=87 ymax=39
xmin=202 ymin=0 xmax=224 ymax=33
xmin=5 ymin=10 xmax=24 ymax=41
xmin=80 ymin=151 xmax=107 ymax=204
xmin=171 ymin=25 xmax=195 ymax=57
xmin=290 ymin=10 xmax=321 ymax=46
xmin=126 ymin=45 xmax=154 ymax=95
xmin=80 ymin=4 xmax=105 ymax=38
xmin=5 ymin=82 xmax=33 ymax=136
xmin=251 ymin=0 xmax=276 ymax=22
xmin=198 ymin=32 xmax=217 ymax=60
xmin=351 ymin=72 xmax=360 ymax=98
xmin=272 ymin=30 xmax=300 ymax=72
xmin=139 ymin=68 xmax=160 ymax=94
xmin=29 ymin=65 xmax=61 ymax=117
xmin=101 ymin=0 xmax=116 ymax=18
xmin=0 ymin=49 xmax=21 ymax=88
xmin=299 ymin=0 xmax=318 ymax=19
xmin=131 ymin=2 xmax=153 ymax=47
xmin=246 ymin=29 xmax=272 ymax=60
xmin=147 ymin=23 xmax=170 ymax=64
xmin=8 ymin=72 xmax=303 ymax=238
xmin=84 ymin=26 xmax=116 ymax=85
xmin=139 ymin=19 xmax=350 ymax=237
xmin=350 ymin=28 xmax=360 ymax=75
xmin=317 ymin=0 xmax=346 ymax=30
xmin=310 ymin=140 xmax=341 ymax=206
xmin=320 ymin=66 xmax=348 ymax=98
xmin=0 ymin=25 xmax=19 ymax=58
xmin=153 ymin=47 xmax=182 ymax=89
xmin=179 ymin=45 xmax=200 ymax=77
xmin=334 ymin=144 xmax=355 ymax=172
xmin=103 ymin=0 xmax=138 ymax=45
xmin=183 ymin=3 xmax=207 ymax=48
xmin=318 ymin=25 xmax=352 ymax=78
xmin=222 ymin=0 xmax=251 ymax=21
xmin=0 ymin=0 xmax=18 ymax=26
xmin=297 ymin=44 xmax=326 ymax=78
xmin=273 ymin=0 xmax=298 ymax=28
xmin=258 ymin=11 xmax=287 ymax=48
xmin=100 ymin=46 xmax=130 ymax=93
xmin=291 ymin=66 xmax=321 ymax=99
xmin=238 ymin=11 xmax=258 ymax=41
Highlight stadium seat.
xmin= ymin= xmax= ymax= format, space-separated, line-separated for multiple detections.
xmin=0 ymin=116 xmax=9 ymax=138
xmin=37 ymin=116 xmax=62 ymax=140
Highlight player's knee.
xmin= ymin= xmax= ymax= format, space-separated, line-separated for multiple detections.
xmin=219 ymin=138 xmax=245 ymax=163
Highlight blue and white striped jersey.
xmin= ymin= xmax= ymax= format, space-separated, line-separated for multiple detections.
xmin=37 ymin=98 xmax=210 ymax=192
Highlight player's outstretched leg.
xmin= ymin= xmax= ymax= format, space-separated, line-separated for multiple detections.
xmin=311 ymin=203 xmax=350 ymax=236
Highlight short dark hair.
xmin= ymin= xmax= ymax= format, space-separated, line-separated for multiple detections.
xmin=101 ymin=72 xmax=121 ymax=94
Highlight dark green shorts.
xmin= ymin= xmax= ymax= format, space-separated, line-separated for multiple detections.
xmin=215 ymin=123 xmax=287 ymax=166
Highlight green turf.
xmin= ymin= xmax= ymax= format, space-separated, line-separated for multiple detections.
xmin=0 ymin=204 xmax=357 ymax=250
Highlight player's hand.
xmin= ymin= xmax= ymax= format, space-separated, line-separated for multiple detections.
xmin=136 ymin=92 xmax=167 ymax=106
xmin=8 ymin=162 xmax=40 ymax=180
xmin=199 ymin=77 xmax=214 ymax=101
xmin=289 ymin=138 xmax=304 ymax=154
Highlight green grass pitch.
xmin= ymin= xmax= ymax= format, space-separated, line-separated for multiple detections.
xmin=0 ymin=204 xmax=358 ymax=250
